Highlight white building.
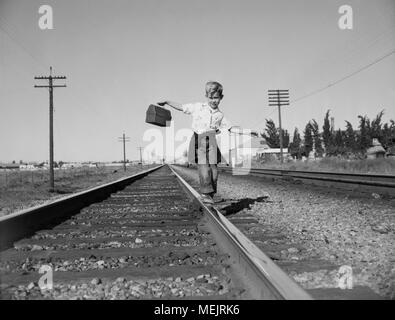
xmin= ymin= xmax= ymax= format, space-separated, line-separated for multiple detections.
xmin=229 ymin=137 xmax=270 ymax=165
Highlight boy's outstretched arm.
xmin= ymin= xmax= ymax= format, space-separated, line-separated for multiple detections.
xmin=157 ymin=100 xmax=183 ymax=112
xmin=230 ymin=126 xmax=259 ymax=137
xmin=221 ymin=118 xmax=259 ymax=137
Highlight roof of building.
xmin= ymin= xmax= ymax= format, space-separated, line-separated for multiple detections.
xmin=258 ymin=148 xmax=289 ymax=154
xmin=366 ymin=145 xmax=386 ymax=155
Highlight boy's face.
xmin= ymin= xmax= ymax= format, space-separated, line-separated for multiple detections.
xmin=206 ymin=92 xmax=223 ymax=109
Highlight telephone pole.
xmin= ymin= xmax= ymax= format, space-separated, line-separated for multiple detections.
xmin=228 ymin=130 xmax=232 ymax=167
xmin=137 ymin=147 xmax=143 ymax=165
xmin=268 ymin=90 xmax=289 ymax=164
xmin=118 ymin=133 xmax=130 ymax=171
xmin=34 ymin=67 xmax=66 ymax=192
xmin=232 ymin=126 xmax=241 ymax=167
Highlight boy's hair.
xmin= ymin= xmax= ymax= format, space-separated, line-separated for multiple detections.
xmin=205 ymin=81 xmax=223 ymax=97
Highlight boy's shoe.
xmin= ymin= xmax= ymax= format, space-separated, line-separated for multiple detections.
xmin=201 ymin=194 xmax=214 ymax=204
xmin=212 ymin=194 xmax=224 ymax=203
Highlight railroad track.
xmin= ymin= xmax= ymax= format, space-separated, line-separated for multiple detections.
xmin=217 ymin=166 xmax=395 ymax=197
xmin=0 ymin=165 xmax=311 ymax=300
xmin=171 ymin=165 xmax=386 ymax=300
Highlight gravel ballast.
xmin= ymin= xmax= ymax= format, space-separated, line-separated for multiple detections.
xmin=5 ymin=274 xmax=229 ymax=300
xmin=0 ymin=251 xmax=221 ymax=273
xmin=173 ymin=166 xmax=395 ymax=299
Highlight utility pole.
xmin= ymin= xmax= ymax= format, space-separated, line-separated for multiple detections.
xmin=231 ymin=126 xmax=241 ymax=167
xmin=228 ymin=130 xmax=232 ymax=167
xmin=137 ymin=147 xmax=143 ymax=165
xmin=34 ymin=67 xmax=66 ymax=192
xmin=117 ymin=133 xmax=130 ymax=171
xmin=268 ymin=90 xmax=289 ymax=164
xmin=234 ymin=131 xmax=238 ymax=167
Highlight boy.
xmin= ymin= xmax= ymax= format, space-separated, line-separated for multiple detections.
xmin=158 ymin=81 xmax=258 ymax=204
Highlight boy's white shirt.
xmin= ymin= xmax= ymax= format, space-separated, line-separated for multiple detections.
xmin=181 ymin=102 xmax=256 ymax=164
xmin=182 ymin=102 xmax=234 ymax=163
xmin=181 ymin=102 xmax=232 ymax=134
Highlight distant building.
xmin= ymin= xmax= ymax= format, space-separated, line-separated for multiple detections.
xmin=0 ymin=163 xmax=20 ymax=170
xmin=257 ymin=148 xmax=289 ymax=156
xmin=62 ymin=162 xmax=83 ymax=169
xmin=103 ymin=162 xmax=129 ymax=167
xmin=19 ymin=164 xmax=36 ymax=171
xmin=230 ymin=137 xmax=271 ymax=165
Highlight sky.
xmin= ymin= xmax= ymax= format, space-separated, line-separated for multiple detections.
xmin=0 ymin=0 xmax=394 ymax=162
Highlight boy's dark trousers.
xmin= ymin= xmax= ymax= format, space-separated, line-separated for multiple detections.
xmin=188 ymin=131 xmax=221 ymax=196
xmin=198 ymin=164 xmax=218 ymax=195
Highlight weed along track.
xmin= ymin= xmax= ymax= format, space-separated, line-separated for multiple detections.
xmin=0 ymin=165 xmax=313 ymax=300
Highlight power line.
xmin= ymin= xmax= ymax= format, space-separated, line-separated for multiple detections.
xmin=0 ymin=16 xmax=98 ymax=115
xmin=248 ymin=32 xmax=395 ymax=131
xmin=248 ymin=48 xmax=395 ymax=133
xmin=0 ymin=16 xmax=47 ymax=72
xmin=313 ymin=25 xmax=395 ymax=72
xmin=249 ymin=106 xmax=278 ymax=131
xmin=291 ymin=48 xmax=395 ymax=104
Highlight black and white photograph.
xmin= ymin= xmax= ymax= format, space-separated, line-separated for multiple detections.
xmin=0 ymin=0 xmax=394 ymax=305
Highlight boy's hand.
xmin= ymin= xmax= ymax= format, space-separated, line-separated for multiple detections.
xmin=157 ymin=100 xmax=183 ymax=112
xmin=157 ymin=100 xmax=168 ymax=106
xmin=251 ymin=130 xmax=259 ymax=137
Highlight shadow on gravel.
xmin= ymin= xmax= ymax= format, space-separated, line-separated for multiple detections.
xmin=219 ymin=196 xmax=269 ymax=216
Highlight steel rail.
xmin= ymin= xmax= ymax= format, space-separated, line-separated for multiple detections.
xmin=217 ymin=166 xmax=395 ymax=196
xmin=169 ymin=165 xmax=312 ymax=300
xmin=0 ymin=165 xmax=164 ymax=251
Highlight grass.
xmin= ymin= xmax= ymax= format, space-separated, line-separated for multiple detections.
xmin=252 ymin=157 xmax=395 ymax=175
xmin=0 ymin=165 xmax=157 ymax=217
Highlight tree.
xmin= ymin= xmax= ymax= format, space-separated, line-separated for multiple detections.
xmin=382 ymin=120 xmax=395 ymax=149
xmin=358 ymin=115 xmax=370 ymax=151
xmin=324 ymin=129 xmax=344 ymax=156
xmin=262 ymin=119 xmax=279 ymax=148
xmin=370 ymin=110 xmax=384 ymax=142
xmin=310 ymin=120 xmax=324 ymax=157
xmin=322 ymin=110 xmax=332 ymax=151
xmin=344 ymin=121 xmax=357 ymax=152
xmin=261 ymin=119 xmax=290 ymax=149
xmin=303 ymin=122 xmax=313 ymax=156
xmin=289 ymin=127 xmax=302 ymax=159
xmin=335 ymin=129 xmax=345 ymax=154
xmin=282 ymin=129 xmax=290 ymax=148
